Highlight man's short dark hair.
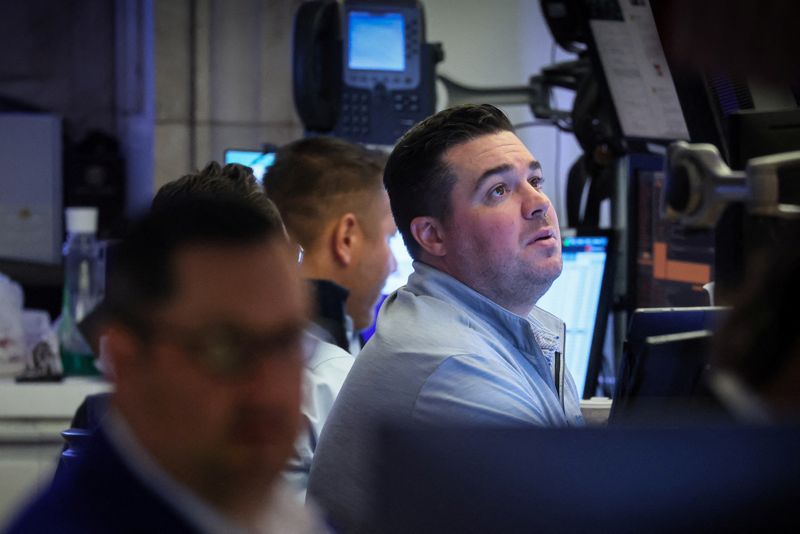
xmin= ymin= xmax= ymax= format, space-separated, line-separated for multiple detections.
xmin=266 ymin=137 xmax=387 ymax=248
xmin=383 ymin=104 xmax=514 ymax=259
xmin=153 ymin=161 xmax=285 ymax=231
xmin=104 ymin=193 xmax=285 ymax=335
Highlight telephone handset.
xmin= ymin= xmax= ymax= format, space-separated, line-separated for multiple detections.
xmin=293 ymin=0 xmax=442 ymax=146
xmin=293 ymin=0 xmax=341 ymax=132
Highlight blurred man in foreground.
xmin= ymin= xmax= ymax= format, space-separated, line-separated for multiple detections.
xmin=154 ymin=160 xmax=352 ymax=500
xmin=5 ymin=194 xmax=323 ymax=533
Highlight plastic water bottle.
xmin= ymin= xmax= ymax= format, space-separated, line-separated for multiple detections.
xmin=58 ymin=207 xmax=102 ymax=376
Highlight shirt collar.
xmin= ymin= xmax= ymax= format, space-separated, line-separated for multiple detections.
xmin=309 ymin=279 xmax=354 ymax=352
xmin=407 ymin=261 xmax=561 ymax=355
xmin=104 ymin=408 xmax=248 ymax=534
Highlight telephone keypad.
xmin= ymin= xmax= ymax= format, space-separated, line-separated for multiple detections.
xmin=340 ymin=90 xmax=372 ymax=136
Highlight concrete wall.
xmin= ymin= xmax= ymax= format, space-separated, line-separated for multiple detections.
xmin=152 ymin=0 xmax=581 ymax=216
xmin=0 ymin=0 xmax=583 ymax=219
xmin=153 ymin=0 xmax=304 ymax=190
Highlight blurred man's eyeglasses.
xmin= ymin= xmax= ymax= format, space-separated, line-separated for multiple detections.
xmin=142 ymin=322 xmax=314 ymax=378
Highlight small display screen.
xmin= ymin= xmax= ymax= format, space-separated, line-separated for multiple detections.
xmin=381 ymin=232 xmax=414 ymax=295
xmin=223 ymin=149 xmax=276 ymax=185
xmin=348 ymin=11 xmax=405 ymax=72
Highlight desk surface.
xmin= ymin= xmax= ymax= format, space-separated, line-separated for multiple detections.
xmin=0 ymin=377 xmax=111 ymax=419
xmin=579 ymin=397 xmax=612 ymax=426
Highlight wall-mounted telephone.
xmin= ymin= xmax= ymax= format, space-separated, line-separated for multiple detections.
xmin=293 ymin=0 xmax=443 ymax=146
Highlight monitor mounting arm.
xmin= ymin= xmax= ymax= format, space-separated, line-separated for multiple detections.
xmin=437 ymin=56 xmax=591 ymax=131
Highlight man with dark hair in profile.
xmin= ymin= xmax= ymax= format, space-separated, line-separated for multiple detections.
xmin=5 ymin=194 xmax=324 ymax=532
xmin=307 ymin=105 xmax=584 ymax=533
xmin=266 ymin=138 xmax=398 ymax=499
xmin=266 ymin=136 xmax=397 ymax=354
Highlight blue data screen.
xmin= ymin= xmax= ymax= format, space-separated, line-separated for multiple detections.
xmin=348 ymin=11 xmax=405 ymax=71
xmin=223 ymin=150 xmax=275 ymax=185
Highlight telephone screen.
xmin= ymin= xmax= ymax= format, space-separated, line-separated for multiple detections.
xmin=348 ymin=11 xmax=405 ymax=71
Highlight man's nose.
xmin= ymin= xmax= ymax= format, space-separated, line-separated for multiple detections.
xmin=521 ymin=182 xmax=551 ymax=220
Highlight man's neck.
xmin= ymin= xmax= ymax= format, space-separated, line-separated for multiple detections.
xmin=301 ymin=251 xmax=353 ymax=288
xmin=112 ymin=400 xmax=274 ymax=529
xmin=419 ymin=256 xmax=537 ymax=317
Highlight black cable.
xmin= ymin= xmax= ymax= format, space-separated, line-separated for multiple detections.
xmin=550 ymin=41 xmax=564 ymax=217
xmin=512 ymin=121 xmax=555 ymax=130
xmin=555 ymin=124 xmax=563 ymax=218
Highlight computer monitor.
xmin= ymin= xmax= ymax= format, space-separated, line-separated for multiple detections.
xmin=583 ymin=0 xmax=690 ymax=143
xmin=537 ymin=232 xmax=614 ymax=399
xmin=360 ymin=233 xmax=414 ymax=341
xmin=622 ymin=306 xmax=729 ymax=351
xmin=610 ymin=306 xmax=730 ymax=423
xmin=373 ymin=424 xmax=800 ymax=533
xmin=223 ymin=148 xmax=277 ymax=185
xmin=611 ymin=329 xmax=715 ymax=424
xmin=381 ymin=233 xmax=414 ymax=296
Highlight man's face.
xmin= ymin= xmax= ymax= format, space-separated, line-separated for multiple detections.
xmin=437 ymin=131 xmax=562 ymax=314
xmin=346 ymin=189 xmax=398 ymax=330
xmin=118 ymin=238 xmax=307 ymax=497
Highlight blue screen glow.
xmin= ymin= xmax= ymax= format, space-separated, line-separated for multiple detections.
xmin=537 ymin=236 xmax=609 ymax=396
xmin=348 ymin=11 xmax=405 ymax=72
xmin=223 ymin=149 xmax=276 ymax=185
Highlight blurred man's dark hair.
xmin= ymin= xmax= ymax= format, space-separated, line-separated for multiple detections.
xmin=104 ymin=193 xmax=285 ymax=336
xmin=153 ymin=161 xmax=285 ymax=232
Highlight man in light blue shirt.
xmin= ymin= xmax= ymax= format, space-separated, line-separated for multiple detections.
xmin=307 ymin=104 xmax=584 ymax=533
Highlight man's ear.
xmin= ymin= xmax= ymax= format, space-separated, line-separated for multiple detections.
xmin=410 ymin=216 xmax=446 ymax=257
xmin=102 ymin=324 xmax=143 ymax=382
xmin=332 ymin=212 xmax=361 ymax=266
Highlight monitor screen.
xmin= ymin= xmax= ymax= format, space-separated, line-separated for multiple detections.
xmin=374 ymin=424 xmax=800 ymax=532
xmin=609 ymin=329 xmax=715 ymax=424
xmin=381 ymin=232 xmax=414 ymax=295
xmin=537 ymin=235 xmax=612 ymax=398
xmin=586 ymin=0 xmax=689 ymax=141
xmin=223 ymin=149 xmax=276 ymax=185
xmin=610 ymin=306 xmax=730 ymax=422
xmin=348 ymin=11 xmax=406 ymax=72
xmin=361 ymin=233 xmax=414 ymax=341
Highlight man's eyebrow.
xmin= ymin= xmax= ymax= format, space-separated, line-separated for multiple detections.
xmin=473 ymin=160 xmax=542 ymax=193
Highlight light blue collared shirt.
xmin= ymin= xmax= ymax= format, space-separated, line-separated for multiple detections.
xmin=308 ymin=261 xmax=584 ymax=533
xmin=283 ymin=333 xmax=355 ymax=501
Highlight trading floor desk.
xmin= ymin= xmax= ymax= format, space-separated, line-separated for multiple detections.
xmin=0 ymin=380 xmax=610 ymax=526
xmin=0 ymin=377 xmax=111 ymax=523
